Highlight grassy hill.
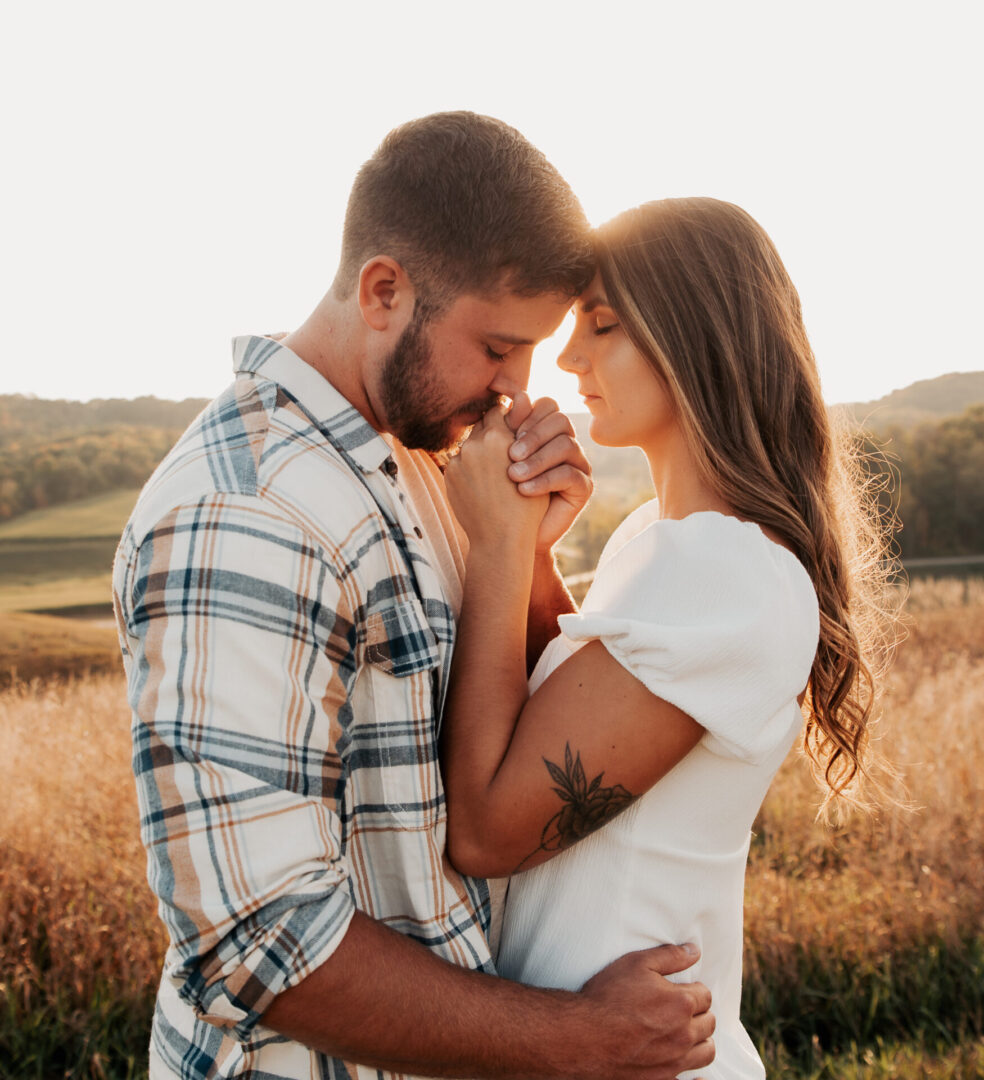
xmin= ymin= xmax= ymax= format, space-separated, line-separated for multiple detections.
xmin=0 ymin=488 xmax=141 ymax=541
xmin=0 ymin=488 xmax=139 ymax=615
xmin=839 ymin=370 xmax=984 ymax=429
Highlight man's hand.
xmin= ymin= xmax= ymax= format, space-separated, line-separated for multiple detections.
xmin=505 ymin=391 xmax=593 ymax=553
xmin=264 ymin=912 xmax=715 ymax=1080
xmin=579 ymin=943 xmax=716 ymax=1080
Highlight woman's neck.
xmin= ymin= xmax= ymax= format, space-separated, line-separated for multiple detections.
xmin=643 ymin=427 xmax=732 ymax=522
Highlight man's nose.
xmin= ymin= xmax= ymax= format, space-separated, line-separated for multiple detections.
xmin=489 ymin=352 xmax=533 ymax=398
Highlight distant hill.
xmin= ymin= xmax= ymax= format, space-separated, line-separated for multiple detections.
xmin=0 ymin=394 xmax=209 ymax=448
xmin=4 ymin=368 xmax=979 ymax=451
xmin=572 ymin=369 xmax=984 ymax=479
xmin=837 ymin=371 xmax=984 ymax=430
xmin=2 ymin=370 xmax=982 ymax=544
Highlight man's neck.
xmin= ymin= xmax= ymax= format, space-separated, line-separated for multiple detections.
xmin=282 ymin=298 xmax=383 ymax=429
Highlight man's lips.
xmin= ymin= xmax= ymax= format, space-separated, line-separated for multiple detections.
xmin=457 ymin=397 xmax=501 ymax=424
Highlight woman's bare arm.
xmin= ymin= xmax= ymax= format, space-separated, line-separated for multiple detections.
xmin=442 ymin=411 xmax=702 ymax=879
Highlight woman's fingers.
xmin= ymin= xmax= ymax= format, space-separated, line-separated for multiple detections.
xmin=508 ymin=432 xmax=590 ymax=489
xmin=515 ymin=462 xmax=591 ymax=501
xmin=509 ymin=398 xmax=567 ymax=454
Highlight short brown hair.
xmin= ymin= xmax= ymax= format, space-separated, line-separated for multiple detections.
xmin=333 ymin=112 xmax=594 ymax=306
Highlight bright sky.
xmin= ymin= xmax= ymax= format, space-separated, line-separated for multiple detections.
xmin=2 ymin=1 xmax=981 ymax=412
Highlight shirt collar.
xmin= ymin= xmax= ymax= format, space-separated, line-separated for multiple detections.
xmin=232 ymin=334 xmax=393 ymax=474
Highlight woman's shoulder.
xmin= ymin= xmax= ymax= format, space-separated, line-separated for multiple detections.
xmin=562 ymin=511 xmax=821 ymax=762
xmin=594 ymin=498 xmax=663 ymax=570
xmin=599 ymin=510 xmax=812 ymax=595
xmin=578 ymin=510 xmax=819 ymax=659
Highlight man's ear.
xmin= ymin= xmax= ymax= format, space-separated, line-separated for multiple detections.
xmin=357 ymin=256 xmax=414 ymax=332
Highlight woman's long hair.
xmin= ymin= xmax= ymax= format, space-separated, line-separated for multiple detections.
xmin=595 ymin=198 xmax=897 ymax=811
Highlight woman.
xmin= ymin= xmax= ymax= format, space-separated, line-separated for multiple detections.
xmin=441 ymin=198 xmax=892 ymax=1079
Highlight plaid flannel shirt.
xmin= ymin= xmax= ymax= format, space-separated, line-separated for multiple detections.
xmin=113 ymin=336 xmax=493 ymax=1080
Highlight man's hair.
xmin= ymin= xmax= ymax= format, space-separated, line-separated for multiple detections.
xmin=332 ymin=111 xmax=594 ymax=307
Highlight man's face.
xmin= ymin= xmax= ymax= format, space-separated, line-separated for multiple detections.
xmin=377 ymin=289 xmax=572 ymax=452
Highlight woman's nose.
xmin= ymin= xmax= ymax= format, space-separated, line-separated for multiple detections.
xmin=557 ymin=344 xmax=589 ymax=374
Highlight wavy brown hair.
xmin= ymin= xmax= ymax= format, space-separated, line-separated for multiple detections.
xmin=595 ymin=198 xmax=897 ymax=812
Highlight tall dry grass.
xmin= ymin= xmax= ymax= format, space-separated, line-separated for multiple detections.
xmin=744 ymin=576 xmax=984 ymax=1066
xmin=0 ymin=674 xmax=165 ymax=1077
xmin=1 ymin=578 xmax=982 ymax=1077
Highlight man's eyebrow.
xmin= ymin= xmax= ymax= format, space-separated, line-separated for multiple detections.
xmin=486 ymin=331 xmax=536 ymax=346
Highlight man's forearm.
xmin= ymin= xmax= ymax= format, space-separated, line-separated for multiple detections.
xmin=263 ymin=910 xmax=599 ymax=1079
xmin=526 ymin=551 xmax=576 ymax=673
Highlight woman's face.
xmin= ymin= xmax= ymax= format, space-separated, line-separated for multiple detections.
xmin=557 ymin=275 xmax=676 ymax=451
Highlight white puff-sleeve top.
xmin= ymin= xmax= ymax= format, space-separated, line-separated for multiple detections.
xmin=496 ymin=505 xmax=820 ymax=1080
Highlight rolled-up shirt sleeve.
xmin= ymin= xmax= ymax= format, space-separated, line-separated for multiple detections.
xmin=116 ymin=493 xmax=359 ymax=1041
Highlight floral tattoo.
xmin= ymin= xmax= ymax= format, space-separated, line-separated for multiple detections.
xmin=515 ymin=743 xmax=635 ymax=872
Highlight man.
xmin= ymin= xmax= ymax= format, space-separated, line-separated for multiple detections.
xmin=114 ymin=111 xmax=715 ymax=1080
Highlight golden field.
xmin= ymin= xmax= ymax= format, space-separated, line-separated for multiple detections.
xmin=1 ymin=579 xmax=982 ymax=1078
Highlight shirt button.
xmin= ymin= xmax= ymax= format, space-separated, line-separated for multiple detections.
xmin=414 ymin=526 xmax=423 ymax=538
xmin=383 ymin=458 xmax=399 ymax=478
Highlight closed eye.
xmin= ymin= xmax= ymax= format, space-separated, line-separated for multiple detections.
xmin=485 ymin=345 xmax=509 ymax=361
xmin=594 ymin=323 xmax=619 ymax=336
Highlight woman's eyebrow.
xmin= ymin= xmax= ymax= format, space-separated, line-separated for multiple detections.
xmin=580 ymin=296 xmax=609 ymax=314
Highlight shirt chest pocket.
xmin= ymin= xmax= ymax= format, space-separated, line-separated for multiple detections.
xmin=365 ymin=598 xmax=442 ymax=678
xmin=357 ymin=598 xmax=445 ymax=820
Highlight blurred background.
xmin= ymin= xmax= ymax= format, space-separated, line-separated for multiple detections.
xmin=1 ymin=2 xmax=982 ymax=1077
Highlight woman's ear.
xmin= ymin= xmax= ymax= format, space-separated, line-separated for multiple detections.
xmin=357 ymin=256 xmax=414 ymax=332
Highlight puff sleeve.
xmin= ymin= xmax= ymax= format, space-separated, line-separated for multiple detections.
xmin=557 ymin=513 xmax=820 ymax=764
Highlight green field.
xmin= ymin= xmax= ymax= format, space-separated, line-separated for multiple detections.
xmin=0 ymin=488 xmax=141 ymax=541
xmin=0 ymin=489 xmax=138 ymax=615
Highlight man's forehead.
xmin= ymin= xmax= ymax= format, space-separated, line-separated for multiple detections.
xmin=575 ymin=273 xmax=608 ymax=313
xmin=449 ymin=289 xmax=573 ymax=341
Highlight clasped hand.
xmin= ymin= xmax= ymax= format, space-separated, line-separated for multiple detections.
xmin=445 ymin=393 xmax=593 ymax=553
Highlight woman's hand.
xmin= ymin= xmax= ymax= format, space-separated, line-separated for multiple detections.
xmin=445 ymin=405 xmax=549 ymax=551
xmin=504 ymin=392 xmax=594 ymax=554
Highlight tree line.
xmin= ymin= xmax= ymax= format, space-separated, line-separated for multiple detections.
xmin=0 ymin=427 xmax=187 ymax=522
xmin=1 ymin=394 xmax=982 ymax=560
xmin=869 ymin=404 xmax=984 ymax=559
xmin=0 ymin=394 xmax=208 ymax=522
xmin=566 ymin=404 xmax=984 ymax=566
xmin=0 ymin=395 xmax=209 ymax=448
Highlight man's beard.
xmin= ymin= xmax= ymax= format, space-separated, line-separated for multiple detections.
xmin=379 ymin=310 xmax=500 ymax=453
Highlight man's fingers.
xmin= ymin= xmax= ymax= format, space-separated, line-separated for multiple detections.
xmin=679 ymin=1036 xmax=716 ymax=1076
xmin=693 ymin=1007 xmax=716 ymax=1041
xmin=635 ymin=942 xmax=702 ymax=978
xmin=473 ymin=401 xmax=512 ymax=436
xmin=504 ymin=391 xmax=534 ymax=432
xmin=691 ymin=982 xmax=713 ymax=1018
